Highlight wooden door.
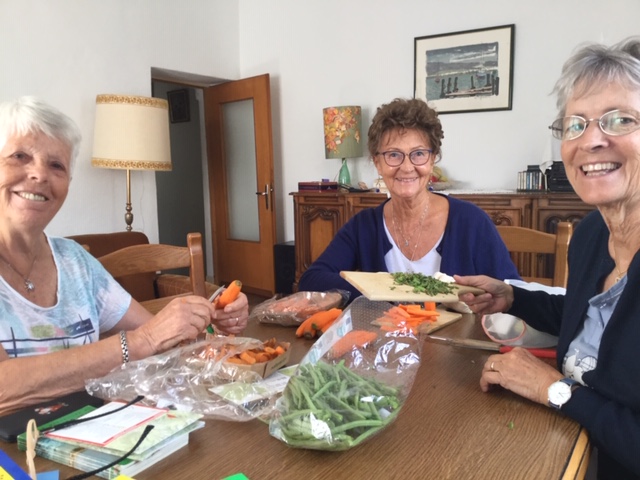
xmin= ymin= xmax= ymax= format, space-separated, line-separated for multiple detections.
xmin=204 ymin=74 xmax=276 ymax=296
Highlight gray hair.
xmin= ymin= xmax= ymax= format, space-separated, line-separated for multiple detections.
xmin=552 ymin=37 xmax=640 ymax=117
xmin=0 ymin=96 xmax=82 ymax=175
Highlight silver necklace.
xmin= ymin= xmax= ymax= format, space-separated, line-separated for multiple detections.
xmin=392 ymin=198 xmax=430 ymax=261
xmin=0 ymin=253 xmax=38 ymax=292
xmin=610 ymin=239 xmax=628 ymax=283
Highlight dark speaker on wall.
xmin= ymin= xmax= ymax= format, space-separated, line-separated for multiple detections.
xmin=274 ymin=241 xmax=295 ymax=294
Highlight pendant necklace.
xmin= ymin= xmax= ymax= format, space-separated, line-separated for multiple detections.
xmin=610 ymin=239 xmax=628 ymax=283
xmin=0 ymin=252 xmax=38 ymax=293
xmin=392 ymin=198 xmax=430 ymax=261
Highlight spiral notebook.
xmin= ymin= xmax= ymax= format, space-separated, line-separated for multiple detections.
xmin=0 ymin=391 xmax=103 ymax=442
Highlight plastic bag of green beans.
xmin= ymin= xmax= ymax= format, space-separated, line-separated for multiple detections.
xmin=269 ymin=296 xmax=421 ymax=450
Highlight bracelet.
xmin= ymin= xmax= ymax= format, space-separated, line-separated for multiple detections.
xmin=119 ymin=330 xmax=130 ymax=364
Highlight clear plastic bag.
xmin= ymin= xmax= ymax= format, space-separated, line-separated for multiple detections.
xmin=85 ymin=336 xmax=290 ymax=421
xmin=249 ymin=290 xmax=350 ymax=326
xmin=269 ymin=296 xmax=421 ymax=450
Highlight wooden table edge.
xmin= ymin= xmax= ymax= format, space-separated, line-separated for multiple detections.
xmin=561 ymin=427 xmax=591 ymax=480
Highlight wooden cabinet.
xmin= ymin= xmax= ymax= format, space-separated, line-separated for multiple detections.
xmin=291 ymin=191 xmax=594 ymax=287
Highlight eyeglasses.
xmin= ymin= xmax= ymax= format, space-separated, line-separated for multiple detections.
xmin=549 ymin=109 xmax=640 ymax=141
xmin=376 ymin=149 xmax=434 ymax=167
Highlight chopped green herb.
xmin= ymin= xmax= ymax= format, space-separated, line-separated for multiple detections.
xmin=507 ymin=421 xmax=515 ymax=429
xmin=391 ymin=272 xmax=455 ymax=296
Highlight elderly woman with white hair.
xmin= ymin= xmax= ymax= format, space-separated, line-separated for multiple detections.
xmin=0 ymin=96 xmax=248 ymax=416
xmin=457 ymin=37 xmax=640 ymax=479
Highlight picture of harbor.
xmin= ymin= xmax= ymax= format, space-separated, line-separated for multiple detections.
xmin=414 ymin=25 xmax=514 ymax=114
xmin=425 ymin=42 xmax=500 ymax=100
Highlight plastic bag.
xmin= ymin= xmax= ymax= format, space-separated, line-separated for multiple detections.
xmin=85 ymin=336 xmax=290 ymax=421
xmin=250 ymin=290 xmax=349 ymax=326
xmin=269 ymin=296 xmax=421 ymax=450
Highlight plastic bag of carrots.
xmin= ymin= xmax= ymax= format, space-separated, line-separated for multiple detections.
xmin=269 ymin=296 xmax=422 ymax=451
xmin=249 ymin=290 xmax=349 ymax=326
xmin=85 ymin=336 xmax=291 ymax=421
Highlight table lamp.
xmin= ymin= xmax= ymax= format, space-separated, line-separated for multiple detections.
xmin=91 ymin=94 xmax=172 ymax=231
xmin=323 ymin=106 xmax=362 ymax=186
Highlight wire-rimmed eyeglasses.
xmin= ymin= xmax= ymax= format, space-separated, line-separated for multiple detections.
xmin=376 ymin=149 xmax=434 ymax=167
xmin=549 ymin=109 xmax=640 ymax=141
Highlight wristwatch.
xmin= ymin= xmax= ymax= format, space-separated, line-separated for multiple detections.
xmin=548 ymin=378 xmax=581 ymax=410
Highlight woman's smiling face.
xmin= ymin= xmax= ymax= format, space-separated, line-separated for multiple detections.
xmin=374 ymin=128 xmax=434 ymax=201
xmin=0 ymin=130 xmax=71 ymax=232
xmin=560 ymin=83 xmax=640 ymax=209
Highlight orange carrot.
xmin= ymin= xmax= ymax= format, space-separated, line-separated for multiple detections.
xmin=424 ymin=301 xmax=437 ymax=311
xmin=309 ymin=308 xmax=342 ymax=331
xmin=296 ymin=316 xmax=316 ymax=338
xmin=216 ymin=280 xmax=242 ymax=308
xmin=330 ymin=330 xmax=378 ymax=358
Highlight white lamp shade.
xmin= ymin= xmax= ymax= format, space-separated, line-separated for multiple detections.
xmin=91 ymin=94 xmax=172 ymax=171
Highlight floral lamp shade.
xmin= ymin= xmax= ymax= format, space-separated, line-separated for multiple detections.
xmin=323 ymin=106 xmax=362 ymax=159
xmin=323 ymin=106 xmax=362 ymax=186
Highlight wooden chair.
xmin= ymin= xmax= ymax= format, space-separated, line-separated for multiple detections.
xmin=98 ymin=232 xmax=207 ymax=314
xmin=496 ymin=222 xmax=573 ymax=288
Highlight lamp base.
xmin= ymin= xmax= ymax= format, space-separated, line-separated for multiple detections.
xmin=338 ymin=158 xmax=351 ymax=186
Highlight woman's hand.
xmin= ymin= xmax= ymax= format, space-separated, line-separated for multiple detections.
xmin=480 ymin=348 xmax=564 ymax=405
xmin=454 ymin=274 xmax=515 ymax=315
xmin=212 ymin=292 xmax=249 ymax=335
xmin=133 ymin=296 xmax=216 ymax=355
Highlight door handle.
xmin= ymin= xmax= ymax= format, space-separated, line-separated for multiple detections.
xmin=256 ymin=184 xmax=271 ymax=210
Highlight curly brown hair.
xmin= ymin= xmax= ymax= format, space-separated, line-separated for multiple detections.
xmin=367 ymin=98 xmax=444 ymax=161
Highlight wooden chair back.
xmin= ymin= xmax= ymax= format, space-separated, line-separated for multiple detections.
xmin=496 ymin=222 xmax=573 ymax=288
xmin=98 ymin=232 xmax=207 ymax=313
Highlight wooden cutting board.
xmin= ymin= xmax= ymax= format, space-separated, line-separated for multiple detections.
xmin=340 ymin=271 xmax=484 ymax=303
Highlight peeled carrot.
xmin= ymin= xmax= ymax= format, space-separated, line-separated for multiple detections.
xmin=330 ymin=330 xmax=378 ymax=358
xmin=216 ymin=280 xmax=242 ymax=308
xmin=424 ymin=301 xmax=437 ymax=311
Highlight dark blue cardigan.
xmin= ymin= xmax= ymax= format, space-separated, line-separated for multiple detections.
xmin=298 ymin=194 xmax=520 ymax=298
xmin=508 ymin=210 xmax=640 ymax=479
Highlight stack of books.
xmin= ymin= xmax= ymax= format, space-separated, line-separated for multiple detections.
xmin=17 ymin=401 xmax=203 ymax=479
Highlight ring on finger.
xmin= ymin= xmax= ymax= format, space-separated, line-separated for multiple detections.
xmin=490 ymin=362 xmax=496 ymax=371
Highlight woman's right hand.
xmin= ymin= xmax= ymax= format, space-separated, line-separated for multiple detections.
xmin=133 ymin=296 xmax=215 ymax=355
xmin=453 ymin=275 xmax=514 ymax=315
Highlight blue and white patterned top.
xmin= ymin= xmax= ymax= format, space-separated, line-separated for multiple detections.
xmin=0 ymin=235 xmax=131 ymax=358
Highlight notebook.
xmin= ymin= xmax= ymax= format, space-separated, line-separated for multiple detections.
xmin=0 ymin=391 xmax=104 ymax=443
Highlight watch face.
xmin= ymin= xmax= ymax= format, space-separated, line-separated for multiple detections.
xmin=549 ymin=381 xmax=572 ymax=407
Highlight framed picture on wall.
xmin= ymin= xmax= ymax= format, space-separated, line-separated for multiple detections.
xmin=414 ymin=24 xmax=515 ymax=114
xmin=167 ymin=89 xmax=190 ymax=123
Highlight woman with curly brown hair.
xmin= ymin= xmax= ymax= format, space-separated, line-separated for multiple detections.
xmin=299 ymin=97 xmax=518 ymax=300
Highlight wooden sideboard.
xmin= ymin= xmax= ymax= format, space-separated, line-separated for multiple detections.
xmin=291 ymin=190 xmax=595 ymax=287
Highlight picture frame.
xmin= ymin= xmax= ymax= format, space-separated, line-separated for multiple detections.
xmin=167 ymin=89 xmax=190 ymax=123
xmin=414 ymin=24 xmax=515 ymax=114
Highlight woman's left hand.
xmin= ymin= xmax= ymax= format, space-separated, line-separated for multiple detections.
xmin=480 ymin=347 xmax=564 ymax=405
xmin=212 ymin=292 xmax=249 ymax=335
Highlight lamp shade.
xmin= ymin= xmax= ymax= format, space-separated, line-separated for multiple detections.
xmin=323 ymin=106 xmax=362 ymax=159
xmin=91 ymin=94 xmax=172 ymax=171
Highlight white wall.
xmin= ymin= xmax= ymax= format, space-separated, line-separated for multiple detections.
xmin=1 ymin=0 xmax=239 ymax=242
xmin=237 ymin=0 xmax=640 ymax=242
xmin=3 ymin=0 xmax=639 ymax=246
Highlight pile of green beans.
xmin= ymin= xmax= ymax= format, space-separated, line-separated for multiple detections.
xmin=274 ymin=360 xmax=401 ymax=450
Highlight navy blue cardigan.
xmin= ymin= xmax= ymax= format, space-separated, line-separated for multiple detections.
xmin=298 ymin=194 xmax=520 ymax=298
xmin=508 ymin=210 xmax=640 ymax=479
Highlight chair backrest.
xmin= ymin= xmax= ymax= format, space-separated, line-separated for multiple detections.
xmin=496 ymin=222 xmax=572 ymax=288
xmin=98 ymin=232 xmax=207 ymax=300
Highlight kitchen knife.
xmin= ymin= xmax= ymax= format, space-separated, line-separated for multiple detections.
xmin=426 ymin=335 xmax=557 ymax=359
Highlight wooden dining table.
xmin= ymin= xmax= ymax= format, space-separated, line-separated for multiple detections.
xmin=2 ymin=313 xmax=590 ymax=480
